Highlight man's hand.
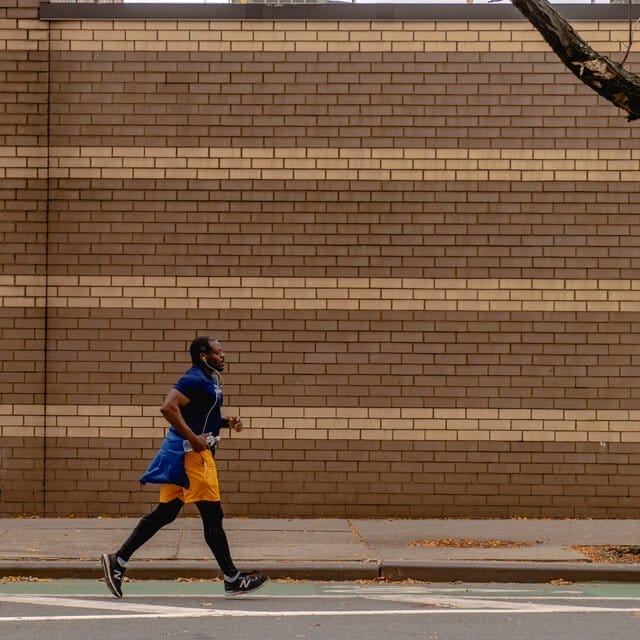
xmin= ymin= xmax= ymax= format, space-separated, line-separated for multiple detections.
xmin=190 ymin=433 xmax=210 ymax=452
xmin=228 ymin=416 xmax=243 ymax=433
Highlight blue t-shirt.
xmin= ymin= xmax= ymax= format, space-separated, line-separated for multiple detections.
xmin=171 ymin=366 xmax=224 ymax=437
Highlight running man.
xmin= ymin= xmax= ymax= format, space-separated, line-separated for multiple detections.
xmin=101 ymin=336 xmax=268 ymax=598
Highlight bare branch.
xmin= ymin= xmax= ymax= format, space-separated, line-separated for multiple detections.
xmin=619 ymin=0 xmax=640 ymax=67
xmin=511 ymin=0 xmax=640 ymax=121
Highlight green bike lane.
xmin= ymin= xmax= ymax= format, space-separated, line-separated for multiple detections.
xmin=1 ymin=578 xmax=639 ymax=607
xmin=1 ymin=580 xmax=639 ymax=640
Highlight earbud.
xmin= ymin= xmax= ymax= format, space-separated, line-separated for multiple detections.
xmin=201 ymin=357 xmax=216 ymax=371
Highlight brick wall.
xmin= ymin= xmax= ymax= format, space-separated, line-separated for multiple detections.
xmin=2 ymin=5 xmax=640 ymax=516
xmin=0 ymin=0 xmax=47 ymax=513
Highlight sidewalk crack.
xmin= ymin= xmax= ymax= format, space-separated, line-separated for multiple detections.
xmin=347 ymin=519 xmax=382 ymax=578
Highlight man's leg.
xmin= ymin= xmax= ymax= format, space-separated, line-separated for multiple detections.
xmin=195 ymin=500 xmax=238 ymax=578
xmin=102 ymin=498 xmax=183 ymax=598
xmin=117 ymin=498 xmax=184 ymax=562
xmin=195 ymin=500 xmax=268 ymax=596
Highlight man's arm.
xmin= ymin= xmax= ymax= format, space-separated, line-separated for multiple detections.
xmin=160 ymin=388 xmax=209 ymax=452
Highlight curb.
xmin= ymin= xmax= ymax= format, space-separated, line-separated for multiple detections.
xmin=2 ymin=560 xmax=640 ymax=583
xmin=381 ymin=561 xmax=640 ymax=583
xmin=0 ymin=561 xmax=380 ymax=582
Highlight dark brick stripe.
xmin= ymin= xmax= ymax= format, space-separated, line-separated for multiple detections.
xmin=47 ymin=178 xmax=640 ymax=279
xmin=42 ymin=307 xmax=640 ymax=412
xmin=0 ymin=308 xmax=45 ymax=405
xmin=48 ymin=50 xmax=640 ymax=149
xmin=4 ymin=436 xmax=637 ymax=517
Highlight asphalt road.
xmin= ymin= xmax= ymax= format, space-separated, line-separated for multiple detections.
xmin=0 ymin=579 xmax=639 ymax=640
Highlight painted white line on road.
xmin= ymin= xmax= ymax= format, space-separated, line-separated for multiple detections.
xmin=467 ymin=596 xmax=640 ymax=602
xmin=0 ymin=595 xmax=202 ymax=615
xmin=367 ymin=594 xmax=564 ymax=610
xmin=366 ymin=594 xmax=595 ymax=611
xmin=213 ymin=606 xmax=640 ymax=616
xmin=322 ymin=585 xmax=582 ymax=595
xmin=323 ymin=587 xmax=584 ymax=598
xmin=3 ymin=606 xmax=640 ymax=623
xmin=0 ymin=613 xmax=209 ymax=623
xmin=4 ymin=592 xmax=639 ymax=604
xmin=1 ymin=604 xmax=640 ymax=623
xmin=117 ymin=592 xmax=640 ymax=605
xmin=1 ymin=591 xmax=640 ymax=624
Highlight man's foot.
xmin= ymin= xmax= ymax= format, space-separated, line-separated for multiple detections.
xmin=101 ymin=552 xmax=126 ymax=598
xmin=224 ymin=573 xmax=269 ymax=597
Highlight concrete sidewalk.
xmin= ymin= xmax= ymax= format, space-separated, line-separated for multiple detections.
xmin=1 ymin=518 xmax=639 ymax=584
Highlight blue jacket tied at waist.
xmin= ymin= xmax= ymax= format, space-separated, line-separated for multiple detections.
xmin=140 ymin=429 xmax=189 ymax=488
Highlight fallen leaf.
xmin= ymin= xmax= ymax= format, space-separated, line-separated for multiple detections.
xmin=409 ymin=538 xmax=531 ymax=549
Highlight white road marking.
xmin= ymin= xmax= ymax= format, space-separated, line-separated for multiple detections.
xmin=0 ymin=613 xmax=208 ymax=623
xmin=323 ymin=586 xmax=585 ymax=597
xmin=0 ymin=591 xmax=639 ymax=623
xmin=324 ymin=587 xmax=578 ymax=599
xmin=0 ymin=594 xmax=202 ymax=615
xmin=365 ymin=594 xmax=592 ymax=611
xmin=210 ymin=606 xmax=640 ymax=616
xmin=1 ymin=606 xmax=640 ymax=623
xmin=111 ymin=593 xmax=640 ymax=603
xmin=2 ymin=592 xmax=638 ymax=603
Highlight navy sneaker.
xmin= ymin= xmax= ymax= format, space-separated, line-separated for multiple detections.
xmin=224 ymin=572 xmax=269 ymax=597
xmin=101 ymin=552 xmax=126 ymax=598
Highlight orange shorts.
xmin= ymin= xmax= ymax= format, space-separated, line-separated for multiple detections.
xmin=159 ymin=449 xmax=220 ymax=504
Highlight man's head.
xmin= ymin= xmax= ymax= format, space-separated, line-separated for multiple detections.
xmin=189 ymin=336 xmax=226 ymax=373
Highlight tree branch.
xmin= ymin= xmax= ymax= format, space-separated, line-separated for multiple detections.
xmin=619 ymin=8 xmax=640 ymax=67
xmin=511 ymin=0 xmax=640 ymax=121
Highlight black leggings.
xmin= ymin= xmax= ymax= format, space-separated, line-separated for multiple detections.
xmin=117 ymin=498 xmax=238 ymax=578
